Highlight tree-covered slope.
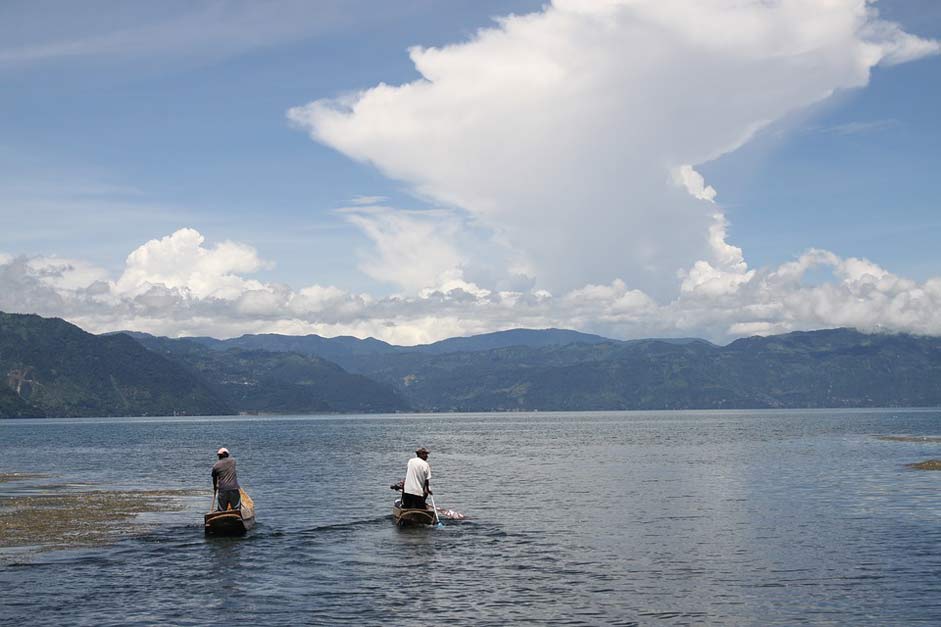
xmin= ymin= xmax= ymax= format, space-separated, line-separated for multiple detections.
xmin=413 ymin=328 xmax=611 ymax=355
xmin=0 ymin=383 xmax=45 ymax=418
xmin=718 ymin=329 xmax=941 ymax=407
xmin=0 ymin=313 xmax=232 ymax=417
xmin=351 ymin=329 xmax=941 ymax=411
xmin=184 ymin=328 xmax=616 ymax=370
xmin=134 ymin=334 xmax=409 ymax=414
xmin=185 ymin=333 xmax=401 ymax=371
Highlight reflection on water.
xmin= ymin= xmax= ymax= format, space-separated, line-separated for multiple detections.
xmin=1 ymin=409 xmax=940 ymax=625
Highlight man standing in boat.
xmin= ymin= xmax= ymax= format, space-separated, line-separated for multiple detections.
xmin=402 ymin=447 xmax=432 ymax=509
xmin=212 ymin=447 xmax=241 ymax=511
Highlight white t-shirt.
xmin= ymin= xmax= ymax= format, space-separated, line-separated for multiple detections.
xmin=403 ymin=457 xmax=431 ymax=496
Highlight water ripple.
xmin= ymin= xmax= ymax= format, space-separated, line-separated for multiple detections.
xmin=2 ymin=410 xmax=941 ymax=624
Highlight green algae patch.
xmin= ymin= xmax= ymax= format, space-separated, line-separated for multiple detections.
xmin=876 ymin=435 xmax=941 ymax=443
xmin=0 ymin=487 xmax=204 ymax=558
xmin=908 ymin=459 xmax=941 ymax=471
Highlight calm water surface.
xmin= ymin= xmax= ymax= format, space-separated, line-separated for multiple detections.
xmin=1 ymin=409 xmax=940 ymax=626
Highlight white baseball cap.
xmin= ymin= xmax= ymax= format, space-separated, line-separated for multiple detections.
xmin=217 ymin=447 xmax=229 ymax=455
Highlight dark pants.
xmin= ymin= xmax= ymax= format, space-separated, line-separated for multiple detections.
xmin=218 ymin=488 xmax=241 ymax=511
xmin=401 ymin=492 xmax=427 ymax=509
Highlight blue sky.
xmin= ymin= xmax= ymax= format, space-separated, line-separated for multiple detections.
xmin=1 ymin=0 xmax=940 ymax=343
xmin=1 ymin=0 xmax=546 ymax=290
xmin=703 ymin=0 xmax=941 ymax=282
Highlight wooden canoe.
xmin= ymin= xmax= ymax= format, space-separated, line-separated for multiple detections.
xmin=392 ymin=498 xmax=436 ymax=527
xmin=205 ymin=488 xmax=255 ymax=535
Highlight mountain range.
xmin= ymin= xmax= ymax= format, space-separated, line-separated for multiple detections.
xmin=3 ymin=310 xmax=941 ymax=417
xmin=0 ymin=312 xmax=229 ymax=418
xmin=129 ymin=333 xmax=407 ymax=414
xmin=349 ymin=329 xmax=941 ymax=411
xmin=184 ymin=327 xmax=613 ymax=371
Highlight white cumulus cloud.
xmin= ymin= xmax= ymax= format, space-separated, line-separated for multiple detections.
xmin=289 ymin=0 xmax=938 ymax=299
xmin=2 ymin=228 xmax=941 ymax=344
xmin=113 ymin=228 xmax=268 ymax=300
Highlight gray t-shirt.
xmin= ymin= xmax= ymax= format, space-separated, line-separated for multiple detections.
xmin=211 ymin=457 xmax=240 ymax=491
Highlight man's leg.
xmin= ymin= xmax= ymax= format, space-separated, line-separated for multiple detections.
xmin=218 ymin=489 xmax=241 ymax=510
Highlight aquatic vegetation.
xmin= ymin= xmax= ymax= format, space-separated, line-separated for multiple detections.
xmin=0 ymin=473 xmax=49 ymax=483
xmin=0 ymin=483 xmax=202 ymax=558
xmin=908 ymin=460 xmax=941 ymax=471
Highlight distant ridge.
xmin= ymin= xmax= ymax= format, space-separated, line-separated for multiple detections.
xmin=129 ymin=333 xmax=408 ymax=414
xmin=185 ymin=333 xmax=400 ymax=370
xmin=8 ymin=313 xmax=941 ymax=416
xmin=412 ymin=328 xmax=610 ymax=354
xmin=183 ymin=327 xmax=618 ymax=369
xmin=178 ymin=325 xmax=941 ymax=411
xmin=0 ymin=312 xmax=232 ymax=418
xmin=345 ymin=328 xmax=941 ymax=411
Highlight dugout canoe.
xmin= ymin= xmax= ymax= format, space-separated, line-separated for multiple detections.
xmin=205 ymin=488 xmax=255 ymax=535
xmin=392 ymin=498 xmax=436 ymax=527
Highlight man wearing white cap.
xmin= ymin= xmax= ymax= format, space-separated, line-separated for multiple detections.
xmin=212 ymin=447 xmax=241 ymax=511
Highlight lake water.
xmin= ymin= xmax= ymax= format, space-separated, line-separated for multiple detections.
xmin=1 ymin=409 xmax=940 ymax=626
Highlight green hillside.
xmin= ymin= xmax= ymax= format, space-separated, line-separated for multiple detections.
xmin=132 ymin=334 xmax=408 ymax=414
xmin=0 ymin=383 xmax=45 ymax=418
xmin=347 ymin=329 xmax=941 ymax=411
xmin=6 ymin=312 xmax=941 ymax=416
xmin=0 ymin=312 xmax=232 ymax=417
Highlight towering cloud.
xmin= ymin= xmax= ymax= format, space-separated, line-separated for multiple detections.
xmin=289 ymin=0 xmax=937 ymax=298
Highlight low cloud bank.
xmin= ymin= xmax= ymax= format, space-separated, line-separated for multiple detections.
xmin=2 ymin=228 xmax=940 ymax=344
